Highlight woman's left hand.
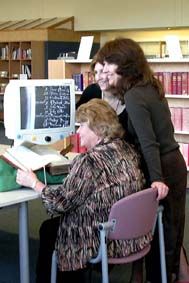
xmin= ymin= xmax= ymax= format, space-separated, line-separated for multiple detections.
xmin=151 ymin=181 xmax=169 ymax=200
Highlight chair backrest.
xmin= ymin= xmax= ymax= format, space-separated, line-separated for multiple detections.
xmin=108 ymin=188 xmax=158 ymax=240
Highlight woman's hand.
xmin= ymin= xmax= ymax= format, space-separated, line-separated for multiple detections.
xmin=151 ymin=181 xmax=169 ymax=200
xmin=16 ymin=169 xmax=38 ymax=189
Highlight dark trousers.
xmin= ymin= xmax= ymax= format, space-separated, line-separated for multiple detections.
xmin=35 ymin=217 xmax=89 ymax=283
xmin=145 ymin=149 xmax=187 ymax=283
xmin=36 ymin=216 xmax=59 ymax=283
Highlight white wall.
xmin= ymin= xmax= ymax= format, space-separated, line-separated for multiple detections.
xmin=0 ymin=0 xmax=189 ymax=31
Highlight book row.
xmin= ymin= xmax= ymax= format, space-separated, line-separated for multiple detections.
xmin=155 ymin=72 xmax=189 ymax=95
xmin=21 ymin=64 xmax=32 ymax=78
xmin=170 ymin=107 xmax=189 ymax=132
xmin=0 ymin=45 xmax=9 ymax=60
xmin=0 ymin=64 xmax=31 ymax=79
xmin=72 ymin=72 xmax=95 ymax=92
xmin=11 ymin=47 xmax=32 ymax=60
xmin=0 ymin=46 xmax=32 ymax=60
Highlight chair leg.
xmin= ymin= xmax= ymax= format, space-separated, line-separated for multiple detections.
xmin=158 ymin=206 xmax=167 ymax=283
xmin=100 ymin=229 xmax=109 ymax=283
xmin=51 ymin=250 xmax=57 ymax=283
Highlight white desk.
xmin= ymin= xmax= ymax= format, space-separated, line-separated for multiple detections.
xmin=0 ymin=189 xmax=40 ymax=283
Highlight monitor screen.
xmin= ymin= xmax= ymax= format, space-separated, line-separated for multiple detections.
xmin=4 ymin=79 xmax=75 ymax=145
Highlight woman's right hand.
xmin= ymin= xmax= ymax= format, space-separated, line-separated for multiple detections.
xmin=16 ymin=169 xmax=38 ymax=188
xmin=151 ymin=181 xmax=169 ymax=200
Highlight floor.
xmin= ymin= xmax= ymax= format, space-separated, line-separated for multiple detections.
xmin=0 ymin=121 xmax=188 ymax=283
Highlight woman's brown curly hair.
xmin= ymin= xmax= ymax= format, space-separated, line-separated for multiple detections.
xmin=95 ymin=37 xmax=164 ymax=102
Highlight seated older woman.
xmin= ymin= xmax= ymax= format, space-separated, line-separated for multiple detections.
xmin=16 ymin=99 xmax=149 ymax=283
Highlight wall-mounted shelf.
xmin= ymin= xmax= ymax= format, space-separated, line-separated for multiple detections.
xmin=148 ymin=58 xmax=189 ymax=63
xmin=64 ymin=59 xmax=92 ymax=64
xmin=174 ymin=131 xmax=189 ymax=143
xmin=75 ymin=91 xmax=82 ymax=95
xmin=165 ymin=95 xmax=189 ymax=107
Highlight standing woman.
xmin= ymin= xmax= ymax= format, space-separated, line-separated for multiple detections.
xmin=96 ymin=38 xmax=187 ymax=283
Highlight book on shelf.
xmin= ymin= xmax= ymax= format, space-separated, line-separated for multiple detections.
xmin=163 ymin=72 xmax=172 ymax=94
xmin=21 ymin=64 xmax=31 ymax=78
xmin=12 ymin=47 xmax=21 ymax=60
xmin=155 ymin=71 xmax=189 ymax=95
xmin=72 ymin=73 xmax=84 ymax=91
xmin=171 ymin=72 xmax=178 ymax=94
xmin=182 ymin=108 xmax=189 ymax=132
xmin=170 ymin=106 xmax=189 ymax=132
xmin=27 ymin=48 xmax=32 ymax=59
xmin=0 ymin=45 xmax=9 ymax=60
xmin=25 ymin=64 xmax=31 ymax=78
xmin=0 ymin=141 xmax=72 ymax=174
xmin=170 ymin=107 xmax=182 ymax=131
xmin=83 ymin=71 xmax=95 ymax=89
xmin=70 ymin=133 xmax=87 ymax=153
xmin=181 ymin=72 xmax=188 ymax=95
xmin=22 ymin=48 xmax=32 ymax=60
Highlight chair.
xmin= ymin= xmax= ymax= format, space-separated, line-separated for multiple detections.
xmin=51 ymin=188 xmax=167 ymax=283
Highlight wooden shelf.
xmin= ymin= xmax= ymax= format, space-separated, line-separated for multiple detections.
xmin=174 ymin=132 xmax=189 ymax=143
xmin=166 ymin=95 xmax=189 ymax=108
xmin=138 ymin=39 xmax=189 ymax=60
xmin=75 ymin=91 xmax=82 ymax=95
xmin=65 ymin=59 xmax=92 ymax=63
xmin=48 ymin=60 xmax=91 ymax=79
xmin=175 ymin=131 xmax=189 ymax=135
xmin=48 ymin=59 xmax=96 ymax=107
xmin=166 ymin=95 xmax=189 ymax=98
xmin=48 ymin=59 xmax=94 ymax=94
xmin=148 ymin=58 xmax=189 ymax=63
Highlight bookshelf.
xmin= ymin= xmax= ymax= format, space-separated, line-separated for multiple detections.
xmin=49 ymin=58 xmax=189 ymax=182
xmin=0 ymin=18 xmax=100 ymax=120
xmin=149 ymin=59 xmax=189 ymax=177
xmin=48 ymin=59 xmax=94 ymax=99
xmin=0 ymin=41 xmax=44 ymax=120
xmin=138 ymin=40 xmax=189 ymax=59
xmin=0 ymin=41 xmax=44 ymax=81
xmin=48 ymin=59 xmax=92 ymax=78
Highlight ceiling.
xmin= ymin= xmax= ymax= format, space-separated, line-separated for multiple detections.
xmin=0 ymin=17 xmax=74 ymax=31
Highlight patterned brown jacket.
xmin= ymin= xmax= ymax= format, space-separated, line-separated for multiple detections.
xmin=41 ymin=138 xmax=152 ymax=271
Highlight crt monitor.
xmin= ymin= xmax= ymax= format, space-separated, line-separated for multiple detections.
xmin=4 ymin=79 xmax=75 ymax=145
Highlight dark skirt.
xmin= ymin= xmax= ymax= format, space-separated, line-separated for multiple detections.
xmin=146 ymin=148 xmax=187 ymax=282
